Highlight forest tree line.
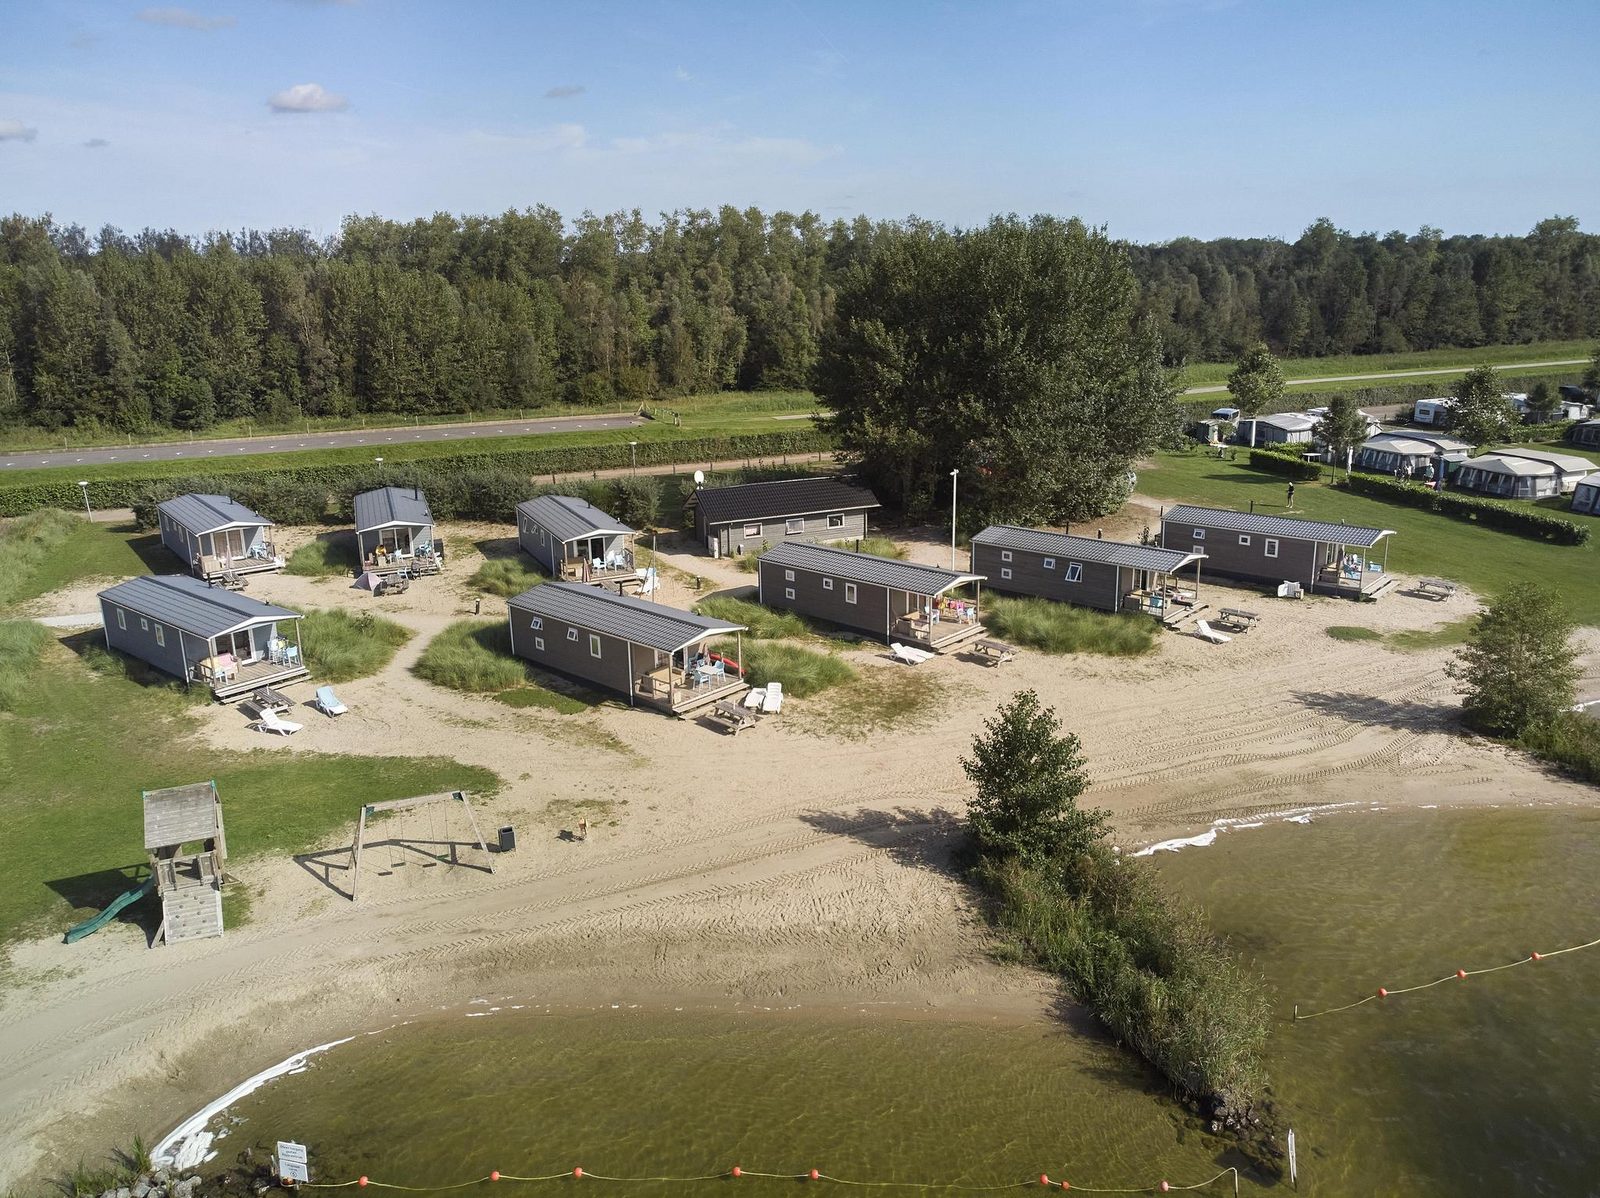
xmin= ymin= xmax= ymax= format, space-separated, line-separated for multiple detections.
xmin=1 ymin=207 xmax=1597 ymax=434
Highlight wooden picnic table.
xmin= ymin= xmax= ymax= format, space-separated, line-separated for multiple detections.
xmin=1216 ymin=608 xmax=1261 ymax=632
xmin=974 ymin=638 xmax=1017 ymax=666
xmin=248 ymin=686 xmax=294 ymax=716
xmin=1415 ymin=578 xmax=1457 ymax=600
xmin=708 ymin=700 xmax=758 ymax=735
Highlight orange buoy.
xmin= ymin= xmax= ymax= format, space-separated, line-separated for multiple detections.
xmin=731 ymin=1167 xmax=743 ymax=1179
xmin=1455 ymin=969 xmax=1467 ymax=980
xmin=358 ymin=1180 xmax=369 ymax=1190
xmin=1061 ymin=1183 xmax=1071 ymax=1191
xmin=1377 ymin=987 xmax=1388 ymax=998
xmin=1160 ymin=1183 xmax=1171 ymax=1194
xmin=1039 ymin=1175 xmax=1050 ymax=1187
xmin=573 ymin=1168 xmax=584 ymax=1180
xmin=490 ymin=1172 xmax=501 ymax=1183
xmin=1531 ymin=952 xmax=1542 ymax=961
xmin=808 ymin=1171 xmax=820 ymax=1182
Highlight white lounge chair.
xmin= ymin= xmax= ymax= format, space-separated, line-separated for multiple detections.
xmin=256 ymin=709 xmax=303 ymax=736
xmin=762 ymin=682 xmax=784 ymax=714
xmin=744 ymin=687 xmax=767 ymax=710
xmin=314 ymin=685 xmax=348 ymax=716
xmin=1193 ymin=619 xmax=1232 ymax=645
xmin=891 ymin=642 xmax=933 ymax=665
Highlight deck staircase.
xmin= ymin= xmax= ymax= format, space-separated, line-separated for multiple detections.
xmin=161 ymin=883 xmax=223 ymax=944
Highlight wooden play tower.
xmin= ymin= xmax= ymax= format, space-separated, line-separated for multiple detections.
xmin=143 ymin=781 xmax=228 ymax=946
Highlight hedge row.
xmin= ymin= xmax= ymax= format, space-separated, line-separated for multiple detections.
xmin=0 ymin=429 xmax=835 ymax=518
xmin=1247 ymin=448 xmax=1324 ymax=480
xmin=1180 ymin=369 xmax=1585 ymax=420
xmin=1335 ymin=473 xmax=1591 ymax=545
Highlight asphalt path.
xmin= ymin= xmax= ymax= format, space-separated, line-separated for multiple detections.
xmin=0 ymin=412 xmax=645 ymax=471
xmin=1181 ymin=357 xmax=1589 ymax=396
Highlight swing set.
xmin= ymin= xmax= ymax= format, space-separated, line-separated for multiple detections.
xmin=348 ymin=790 xmax=494 ymax=902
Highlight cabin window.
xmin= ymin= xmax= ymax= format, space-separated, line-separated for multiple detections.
xmin=785 ymin=517 xmax=805 ymax=535
xmin=1001 ymin=550 xmax=1013 ymax=562
xmin=589 ymin=634 xmax=602 ymax=659
xmin=785 ymin=569 xmax=795 ymax=581
xmin=844 ymin=583 xmax=858 ymax=604
xmin=539 ymin=528 xmax=546 ymax=543
xmin=826 ymin=514 xmax=845 ymax=529
xmin=823 ymin=578 xmax=834 ymax=590
xmin=140 ymin=617 xmax=149 ymax=631
xmin=785 ymin=588 xmax=796 ymax=600
xmin=1192 ymin=528 xmax=1206 ymax=540
xmin=534 ymin=637 xmax=545 ymax=652
xmin=153 ymin=624 xmax=165 ymax=647
xmin=115 ymin=607 xmax=126 ymax=630
xmin=1000 ymin=568 xmax=1013 ymax=580
xmin=1239 ymin=535 xmax=1251 ymax=546
xmin=1264 ymin=539 xmax=1279 ymax=558
xmin=567 ymin=628 xmax=579 ymax=642
xmin=1065 ymin=562 xmax=1083 ymax=583
xmin=744 ymin=523 xmax=762 ymax=538
xmin=530 ymin=617 xmax=543 ymax=631
xmin=1042 ymin=558 xmax=1055 ymax=570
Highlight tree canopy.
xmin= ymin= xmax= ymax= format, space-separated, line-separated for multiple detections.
xmin=816 ymin=216 xmax=1178 ymax=524
xmin=1226 ymin=343 xmax=1285 ymax=445
xmin=1313 ymin=392 xmax=1370 ymax=467
xmin=1450 ymin=364 xmax=1516 ymax=444
xmin=1447 ymin=584 xmax=1580 ymax=738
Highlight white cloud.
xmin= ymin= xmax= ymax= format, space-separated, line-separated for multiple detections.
xmin=268 ymin=83 xmax=349 ymax=114
xmin=674 ymin=67 xmax=693 ymax=82
xmin=84 ymin=137 xmax=111 ymax=149
xmin=0 ymin=120 xmax=39 ymax=143
xmin=544 ymin=85 xmax=585 ymax=99
xmin=469 ymin=124 xmax=587 ymax=152
xmin=137 ymin=7 xmax=237 ymax=31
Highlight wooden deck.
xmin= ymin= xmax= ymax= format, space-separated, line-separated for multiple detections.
xmin=204 ymin=658 xmax=310 ymax=701
xmin=562 ymin=563 xmax=644 ymax=589
xmin=198 ymin=554 xmax=281 ymax=582
xmin=1318 ymin=565 xmax=1391 ymax=597
xmin=635 ymin=668 xmax=748 ymax=715
xmin=894 ymin=615 xmax=987 ymax=653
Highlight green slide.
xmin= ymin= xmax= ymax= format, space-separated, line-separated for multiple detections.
xmin=64 ymin=878 xmax=155 ymax=944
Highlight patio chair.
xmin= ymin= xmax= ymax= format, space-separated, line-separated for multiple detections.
xmin=762 ymin=682 xmax=784 ymax=714
xmin=743 ymin=687 xmax=767 ymax=710
xmin=314 ymin=686 xmax=348 ymax=717
xmin=891 ymin=642 xmax=933 ymax=665
xmin=1193 ymin=620 xmax=1232 ymax=645
xmin=255 ymin=708 xmax=303 ymax=736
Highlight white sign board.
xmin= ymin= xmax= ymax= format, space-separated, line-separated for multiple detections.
xmin=277 ymin=1141 xmax=309 ymax=1184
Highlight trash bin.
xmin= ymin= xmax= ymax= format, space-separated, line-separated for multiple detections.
xmin=498 ymin=825 xmax=516 ymax=854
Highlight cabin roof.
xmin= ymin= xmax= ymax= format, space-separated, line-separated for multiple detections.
xmin=1163 ymin=503 xmax=1393 ymax=549
xmin=761 ymin=540 xmax=982 ymax=594
xmin=507 ymin=581 xmax=743 ymax=654
xmin=515 ymin=494 xmax=634 ymax=543
xmin=99 ymin=574 xmax=301 ymax=638
xmin=971 ymin=525 xmax=1205 ymax=572
xmin=354 ymin=486 xmax=433 ymax=533
xmin=156 ymin=494 xmax=273 ymax=535
xmin=693 ymin=476 xmax=880 ymax=525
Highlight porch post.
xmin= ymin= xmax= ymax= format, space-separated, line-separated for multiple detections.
xmin=178 ymin=630 xmax=191 ymax=685
xmin=736 ymin=630 xmax=744 ymax=680
xmin=627 ymin=642 xmax=635 ymax=708
xmin=668 ymin=648 xmax=677 ymax=710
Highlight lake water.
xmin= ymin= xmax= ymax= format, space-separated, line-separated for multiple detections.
xmin=185 ymin=806 xmax=1600 ymax=1195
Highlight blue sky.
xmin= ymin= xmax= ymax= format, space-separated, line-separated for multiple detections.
xmin=2 ymin=0 xmax=1596 ymax=242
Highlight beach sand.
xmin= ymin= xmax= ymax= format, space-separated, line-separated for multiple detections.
xmin=1 ymin=503 xmax=1595 ymax=1188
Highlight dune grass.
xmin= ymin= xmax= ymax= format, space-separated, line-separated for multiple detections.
xmin=743 ymin=641 xmax=856 ymax=697
xmin=0 ymin=509 xmax=84 ymax=607
xmin=299 ymin=609 xmax=413 ymax=682
xmin=0 ymin=510 xmax=160 ymax=609
xmin=984 ymin=596 xmax=1159 ymax=656
xmin=0 ymin=635 xmax=496 ymax=948
xmin=470 ymin=557 xmax=547 ymax=597
xmin=414 ymin=620 xmax=527 ymax=693
xmin=285 ymin=534 xmax=360 ymax=577
xmin=693 ymin=594 xmax=810 ymax=639
xmin=0 ymin=620 xmax=52 ymax=712
xmin=847 ymin=535 xmax=908 ymax=559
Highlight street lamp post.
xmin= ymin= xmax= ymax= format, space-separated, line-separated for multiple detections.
xmin=77 ymin=480 xmax=92 ymax=522
xmin=374 ymin=456 xmax=384 ymax=479
xmin=949 ymin=468 xmax=959 ymax=569
xmin=628 ymin=441 xmax=639 ymax=477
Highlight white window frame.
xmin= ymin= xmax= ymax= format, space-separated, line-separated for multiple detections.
xmin=1065 ymin=562 xmax=1083 ymax=583
xmin=1192 ymin=528 xmax=1206 ymax=540
xmin=1239 ymin=534 xmax=1251 ymax=546
xmin=785 ymin=517 xmax=805 ymax=535
xmin=1001 ymin=568 xmax=1013 ymax=580
xmin=785 ymin=587 xmax=796 ymax=600
xmin=1001 ymin=550 xmax=1013 ymax=562
xmin=1264 ymin=538 xmax=1279 ymax=558
xmin=844 ymin=582 xmax=858 ymax=604
xmin=826 ymin=513 xmax=845 ymax=530
xmin=140 ymin=617 xmax=149 ymax=631
xmin=567 ymin=628 xmax=579 ymax=642
xmin=823 ymin=578 xmax=834 ymax=590
xmin=530 ymin=617 xmax=543 ymax=631
xmin=744 ymin=523 xmax=762 ymax=538
xmin=589 ymin=634 xmax=602 ymax=659
xmin=115 ymin=607 xmax=126 ymax=630
xmin=1042 ymin=558 xmax=1055 ymax=570
xmin=153 ymin=624 xmax=165 ymax=647
xmin=785 ymin=569 xmax=795 ymax=581
xmin=534 ymin=636 xmax=545 ymax=652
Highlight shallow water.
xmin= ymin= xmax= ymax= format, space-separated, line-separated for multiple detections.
xmin=189 ymin=806 xmax=1600 ymax=1195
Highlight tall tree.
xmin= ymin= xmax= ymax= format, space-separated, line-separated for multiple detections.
xmin=1582 ymin=343 xmax=1600 ymax=394
xmin=1450 ymin=364 xmax=1515 ymax=444
xmin=1524 ymin=380 xmax=1560 ymax=424
xmin=1312 ymin=392 xmax=1369 ymax=471
xmin=1226 ymin=342 xmax=1284 ymax=446
xmin=816 ymin=216 xmax=1177 ymax=524
xmin=1447 ymin=585 xmax=1579 ymax=738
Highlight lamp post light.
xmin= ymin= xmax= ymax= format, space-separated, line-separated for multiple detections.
xmin=949 ymin=468 xmax=959 ymax=570
xmin=77 ymin=480 xmax=92 ymax=522
xmin=628 ymin=440 xmax=639 ymax=477
xmin=374 ymin=456 xmax=384 ymax=479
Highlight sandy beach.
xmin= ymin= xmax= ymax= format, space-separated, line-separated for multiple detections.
xmin=2 ymin=500 xmax=1595 ymax=1189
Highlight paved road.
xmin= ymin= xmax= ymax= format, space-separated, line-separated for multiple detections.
xmin=0 ymin=412 xmax=645 ymax=471
xmin=1181 ymin=357 xmax=1589 ymax=396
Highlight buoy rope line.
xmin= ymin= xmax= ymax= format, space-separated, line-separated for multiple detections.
xmin=1294 ymin=932 xmax=1600 ymax=1021
xmin=300 ymin=1165 xmax=1241 ymax=1194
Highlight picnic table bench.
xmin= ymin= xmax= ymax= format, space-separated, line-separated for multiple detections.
xmin=1216 ymin=608 xmax=1261 ymax=632
xmin=245 ymin=686 xmax=293 ymax=718
xmin=218 ymin=571 xmax=247 ymax=592
xmin=375 ymin=573 xmax=410 ymax=596
xmin=1415 ymin=578 xmax=1457 ymax=601
xmin=974 ymin=638 xmax=1017 ymax=666
xmin=707 ymin=699 xmax=759 ymax=736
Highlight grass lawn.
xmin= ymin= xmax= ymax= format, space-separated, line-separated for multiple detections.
xmin=299 ymin=609 xmax=413 ymax=682
xmin=0 ymin=512 xmax=164 ymax=610
xmin=1181 ymin=339 xmax=1594 ymax=389
xmin=470 ymin=557 xmax=547 ymax=597
xmin=693 ymin=595 xmax=810 ymax=639
xmin=285 ymin=533 xmax=360 ymax=577
xmin=804 ymin=665 xmax=952 ymax=739
xmin=743 ymin=641 xmax=856 ymax=697
xmin=984 ymin=596 xmax=1159 ymax=656
xmin=1325 ymin=620 xmax=1473 ymax=651
xmin=0 ymin=636 xmax=496 ymax=949
xmin=1136 ymin=451 xmax=1600 ymax=625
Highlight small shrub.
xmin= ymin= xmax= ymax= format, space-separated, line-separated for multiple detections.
xmin=299 ymin=609 xmax=412 ymax=682
xmin=414 ymin=620 xmax=527 ymax=693
xmin=1247 ymin=448 xmax=1322 ymax=480
xmin=984 ymin=597 xmax=1158 ymax=656
xmin=471 ymin=557 xmax=547 ymax=597
xmin=693 ymin=595 xmax=809 ymax=639
xmin=742 ymin=641 xmax=856 ymax=697
xmin=734 ymin=540 xmax=771 ymax=573
xmin=1519 ymin=712 xmax=1600 ymax=784
xmin=494 ymin=685 xmax=592 ymax=714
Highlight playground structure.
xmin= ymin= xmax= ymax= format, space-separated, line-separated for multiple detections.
xmin=144 ymin=781 xmax=228 ymax=946
xmin=348 ymin=790 xmax=494 ymax=902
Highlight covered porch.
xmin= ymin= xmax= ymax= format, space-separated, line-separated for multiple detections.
xmin=890 ymin=583 xmax=985 ymax=651
xmin=1316 ymin=534 xmax=1394 ymax=597
xmin=361 ymin=525 xmax=438 ymax=575
xmin=560 ymin=536 xmax=642 ymax=587
xmin=1122 ymin=561 xmax=1205 ymax=626
xmin=633 ymin=633 xmax=747 ymax=714
xmin=196 ymin=525 xmax=281 ymax=581
xmin=187 ymin=617 xmax=309 ymax=700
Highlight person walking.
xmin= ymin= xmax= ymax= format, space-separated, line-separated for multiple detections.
xmin=1286 ymin=482 xmax=1297 ymax=510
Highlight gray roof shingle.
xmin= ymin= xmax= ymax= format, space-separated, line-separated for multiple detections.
xmin=354 ymin=486 xmax=433 ymax=533
xmin=99 ymin=575 xmax=301 ymax=638
xmin=1162 ymin=504 xmax=1393 ymax=549
xmin=971 ymin=525 xmax=1204 ymax=572
xmin=760 ymin=541 xmax=981 ymax=594
xmin=508 ymin=581 xmax=744 ymax=654
xmin=515 ymin=494 xmax=634 ymax=543
xmin=157 ymin=494 xmax=272 ymax=535
xmin=694 ymin=476 xmax=879 ymax=526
